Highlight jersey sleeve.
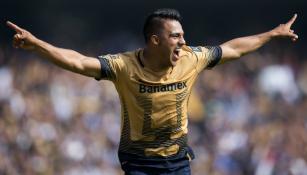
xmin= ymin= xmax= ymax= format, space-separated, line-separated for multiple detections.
xmin=189 ymin=46 xmax=222 ymax=72
xmin=95 ymin=54 xmax=125 ymax=82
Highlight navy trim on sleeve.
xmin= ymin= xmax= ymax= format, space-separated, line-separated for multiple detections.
xmin=206 ymin=46 xmax=222 ymax=68
xmin=95 ymin=56 xmax=115 ymax=80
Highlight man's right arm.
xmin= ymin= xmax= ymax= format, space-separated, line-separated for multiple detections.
xmin=7 ymin=21 xmax=101 ymax=79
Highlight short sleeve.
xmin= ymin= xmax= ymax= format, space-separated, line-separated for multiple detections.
xmin=190 ymin=46 xmax=222 ymax=72
xmin=95 ymin=54 xmax=124 ymax=81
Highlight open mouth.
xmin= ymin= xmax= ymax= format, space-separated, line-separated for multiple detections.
xmin=173 ymin=48 xmax=181 ymax=57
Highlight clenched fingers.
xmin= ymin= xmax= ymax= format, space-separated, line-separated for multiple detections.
xmin=13 ymin=34 xmax=25 ymax=48
xmin=291 ymin=34 xmax=299 ymax=42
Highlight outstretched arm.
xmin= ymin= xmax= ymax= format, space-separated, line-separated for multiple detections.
xmin=219 ymin=14 xmax=298 ymax=64
xmin=7 ymin=21 xmax=101 ymax=78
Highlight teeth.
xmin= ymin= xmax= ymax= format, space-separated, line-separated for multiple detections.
xmin=174 ymin=48 xmax=180 ymax=56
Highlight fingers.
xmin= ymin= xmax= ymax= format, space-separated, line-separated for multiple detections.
xmin=286 ymin=14 xmax=297 ymax=27
xmin=7 ymin=21 xmax=30 ymax=49
xmin=287 ymin=29 xmax=299 ymax=42
xmin=12 ymin=33 xmax=26 ymax=49
xmin=6 ymin=21 xmax=24 ymax=34
xmin=291 ymin=34 xmax=299 ymax=42
xmin=277 ymin=14 xmax=298 ymax=42
xmin=289 ymin=28 xmax=298 ymax=39
xmin=292 ymin=38 xmax=298 ymax=42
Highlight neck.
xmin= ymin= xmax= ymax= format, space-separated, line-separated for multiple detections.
xmin=142 ymin=47 xmax=171 ymax=72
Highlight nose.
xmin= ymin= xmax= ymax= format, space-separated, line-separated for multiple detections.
xmin=179 ymin=37 xmax=186 ymax=46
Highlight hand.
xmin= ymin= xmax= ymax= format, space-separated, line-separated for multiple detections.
xmin=271 ymin=14 xmax=298 ymax=42
xmin=7 ymin=21 xmax=38 ymax=50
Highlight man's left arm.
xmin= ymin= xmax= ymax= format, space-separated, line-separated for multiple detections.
xmin=219 ymin=14 xmax=298 ymax=64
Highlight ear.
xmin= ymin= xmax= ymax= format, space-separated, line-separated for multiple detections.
xmin=150 ymin=35 xmax=160 ymax=45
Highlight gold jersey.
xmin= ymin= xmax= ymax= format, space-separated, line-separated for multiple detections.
xmin=97 ymin=45 xmax=221 ymax=158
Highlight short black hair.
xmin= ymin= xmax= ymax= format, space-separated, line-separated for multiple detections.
xmin=143 ymin=8 xmax=182 ymax=43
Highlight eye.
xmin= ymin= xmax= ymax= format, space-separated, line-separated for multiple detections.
xmin=170 ymin=33 xmax=180 ymax=38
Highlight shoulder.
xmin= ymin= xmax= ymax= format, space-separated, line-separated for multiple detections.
xmin=180 ymin=45 xmax=208 ymax=58
xmin=119 ymin=49 xmax=140 ymax=61
xmin=180 ymin=45 xmax=208 ymax=60
xmin=182 ymin=45 xmax=213 ymax=54
xmin=116 ymin=49 xmax=142 ymax=69
xmin=98 ymin=49 xmax=140 ymax=65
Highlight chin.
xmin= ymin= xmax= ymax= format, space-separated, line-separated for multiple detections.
xmin=164 ymin=62 xmax=176 ymax=68
xmin=170 ymin=56 xmax=179 ymax=66
xmin=170 ymin=60 xmax=178 ymax=67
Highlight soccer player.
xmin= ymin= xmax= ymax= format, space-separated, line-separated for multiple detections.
xmin=7 ymin=9 xmax=298 ymax=175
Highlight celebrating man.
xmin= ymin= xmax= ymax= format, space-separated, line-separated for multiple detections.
xmin=7 ymin=9 xmax=298 ymax=175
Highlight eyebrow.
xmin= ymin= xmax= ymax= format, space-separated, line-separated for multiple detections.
xmin=169 ymin=32 xmax=184 ymax=36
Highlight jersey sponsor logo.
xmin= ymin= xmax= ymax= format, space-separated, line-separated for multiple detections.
xmin=139 ymin=81 xmax=187 ymax=93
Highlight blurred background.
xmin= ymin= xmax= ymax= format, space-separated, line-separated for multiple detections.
xmin=0 ymin=0 xmax=307 ymax=175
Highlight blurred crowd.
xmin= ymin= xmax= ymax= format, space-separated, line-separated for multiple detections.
xmin=0 ymin=40 xmax=306 ymax=175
